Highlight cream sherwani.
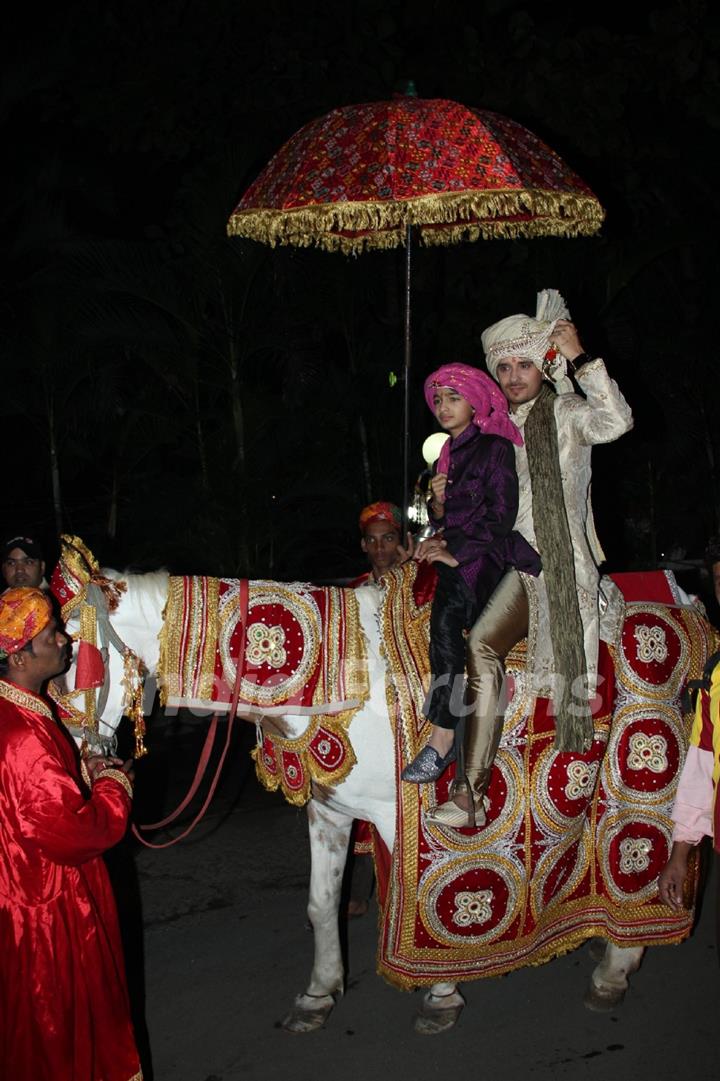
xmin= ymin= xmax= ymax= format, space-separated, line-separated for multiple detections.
xmin=511 ymin=359 xmax=633 ymax=699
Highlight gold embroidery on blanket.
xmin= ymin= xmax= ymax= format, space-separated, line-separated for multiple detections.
xmin=159 ymin=575 xmax=369 ymax=805
xmin=219 ymin=582 xmax=321 ymax=708
xmin=158 ymin=577 xmax=185 ymax=704
xmin=254 ymin=586 xmax=369 ymax=806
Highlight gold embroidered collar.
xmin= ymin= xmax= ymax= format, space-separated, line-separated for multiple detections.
xmin=0 ymin=680 xmax=53 ymax=720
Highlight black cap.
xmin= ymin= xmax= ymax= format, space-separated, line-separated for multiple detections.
xmin=1 ymin=535 xmax=44 ymax=562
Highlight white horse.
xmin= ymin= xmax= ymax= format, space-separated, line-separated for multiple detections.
xmin=55 ymin=551 xmax=701 ymax=1034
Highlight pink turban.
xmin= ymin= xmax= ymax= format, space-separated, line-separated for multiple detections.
xmin=424 ymin=363 xmax=523 ymax=463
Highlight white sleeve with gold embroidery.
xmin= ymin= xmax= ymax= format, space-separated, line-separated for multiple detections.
xmin=568 ymin=358 xmax=634 ymax=446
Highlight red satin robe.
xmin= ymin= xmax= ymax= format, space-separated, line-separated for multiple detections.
xmin=0 ymin=681 xmax=142 ymax=1080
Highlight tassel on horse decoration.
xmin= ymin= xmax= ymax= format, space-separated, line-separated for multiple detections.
xmin=122 ymin=649 xmax=148 ymax=758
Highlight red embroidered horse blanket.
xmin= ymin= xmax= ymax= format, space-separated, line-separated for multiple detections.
xmin=170 ymin=562 xmax=713 ymax=984
xmin=378 ymin=565 xmax=715 ymax=986
xmin=159 ymin=576 xmax=368 ymax=804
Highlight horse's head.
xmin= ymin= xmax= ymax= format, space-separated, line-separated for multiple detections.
xmin=50 ymin=535 xmax=169 ymax=756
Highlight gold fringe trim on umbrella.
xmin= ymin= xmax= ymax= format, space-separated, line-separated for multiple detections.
xmin=227 ymin=188 xmax=604 ymax=254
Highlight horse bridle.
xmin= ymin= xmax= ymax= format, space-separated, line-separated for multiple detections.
xmin=50 ymin=579 xmax=148 ymax=759
xmin=51 ymin=541 xmax=251 ymax=848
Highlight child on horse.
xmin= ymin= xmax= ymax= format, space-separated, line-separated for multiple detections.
xmin=401 ymin=363 xmax=540 ymax=825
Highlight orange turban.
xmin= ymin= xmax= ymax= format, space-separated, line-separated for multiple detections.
xmin=358 ymin=502 xmax=402 ymax=533
xmin=0 ymin=588 xmax=52 ymax=658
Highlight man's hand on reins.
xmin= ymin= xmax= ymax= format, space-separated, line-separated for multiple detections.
xmin=85 ymin=754 xmax=123 ymax=783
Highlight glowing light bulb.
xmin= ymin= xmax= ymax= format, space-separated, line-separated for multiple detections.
xmin=422 ymin=432 xmax=450 ymax=467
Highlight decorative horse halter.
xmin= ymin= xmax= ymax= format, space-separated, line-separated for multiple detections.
xmin=49 ymin=535 xmax=147 ymax=758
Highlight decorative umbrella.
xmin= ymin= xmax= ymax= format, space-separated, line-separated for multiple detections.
xmin=227 ymin=95 xmax=604 ymax=520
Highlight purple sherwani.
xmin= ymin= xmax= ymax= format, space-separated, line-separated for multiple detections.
xmin=423 ymin=426 xmax=540 ymax=730
xmin=431 ymin=426 xmax=540 ymax=608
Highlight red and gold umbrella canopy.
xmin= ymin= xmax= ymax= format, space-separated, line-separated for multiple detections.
xmin=228 ymin=95 xmax=604 ymax=524
xmin=227 ymin=97 xmax=604 ymax=251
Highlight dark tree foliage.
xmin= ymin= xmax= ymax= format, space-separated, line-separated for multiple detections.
xmin=2 ymin=1 xmax=719 ymax=587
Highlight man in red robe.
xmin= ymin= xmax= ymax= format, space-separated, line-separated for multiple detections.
xmin=0 ymin=587 xmax=142 ymax=1080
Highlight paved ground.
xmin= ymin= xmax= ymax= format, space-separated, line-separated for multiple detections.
xmin=111 ymin=716 xmax=717 ymax=1081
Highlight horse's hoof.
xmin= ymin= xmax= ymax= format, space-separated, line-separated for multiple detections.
xmin=413 ymin=992 xmax=464 ymax=1035
xmin=587 ymin=936 xmax=607 ymax=963
xmin=583 ymin=980 xmax=626 ymax=1013
xmin=281 ymin=993 xmax=336 ymax=1033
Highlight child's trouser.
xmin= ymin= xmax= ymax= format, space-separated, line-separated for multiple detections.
xmin=423 ymin=563 xmax=477 ymax=730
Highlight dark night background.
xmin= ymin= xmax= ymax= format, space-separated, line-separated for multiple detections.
xmin=3 ymin=0 xmax=719 ymax=593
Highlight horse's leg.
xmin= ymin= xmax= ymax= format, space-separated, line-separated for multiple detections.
xmin=586 ymin=936 xmax=607 ymax=963
xmin=584 ymin=942 xmax=645 ymax=1011
xmin=413 ymin=981 xmax=466 ymax=1035
xmin=282 ymin=799 xmax=353 ymax=1034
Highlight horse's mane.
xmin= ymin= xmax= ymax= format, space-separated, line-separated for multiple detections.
xmin=101 ymin=566 xmax=170 ymax=621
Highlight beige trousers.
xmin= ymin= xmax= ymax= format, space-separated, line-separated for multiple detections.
xmin=461 ymin=570 xmax=529 ymax=800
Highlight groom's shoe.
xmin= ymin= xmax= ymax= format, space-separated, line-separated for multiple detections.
xmin=426 ymin=773 xmax=491 ymax=829
xmin=401 ymin=745 xmax=456 ymax=784
xmin=426 ymin=794 xmax=487 ymax=829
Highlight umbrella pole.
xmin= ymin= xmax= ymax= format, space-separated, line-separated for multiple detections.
xmin=402 ymin=223 xmax=412 ymax=536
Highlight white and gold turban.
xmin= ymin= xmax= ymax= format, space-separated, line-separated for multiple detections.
xmin=482 ymin=289 xmax=574 ymax=392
